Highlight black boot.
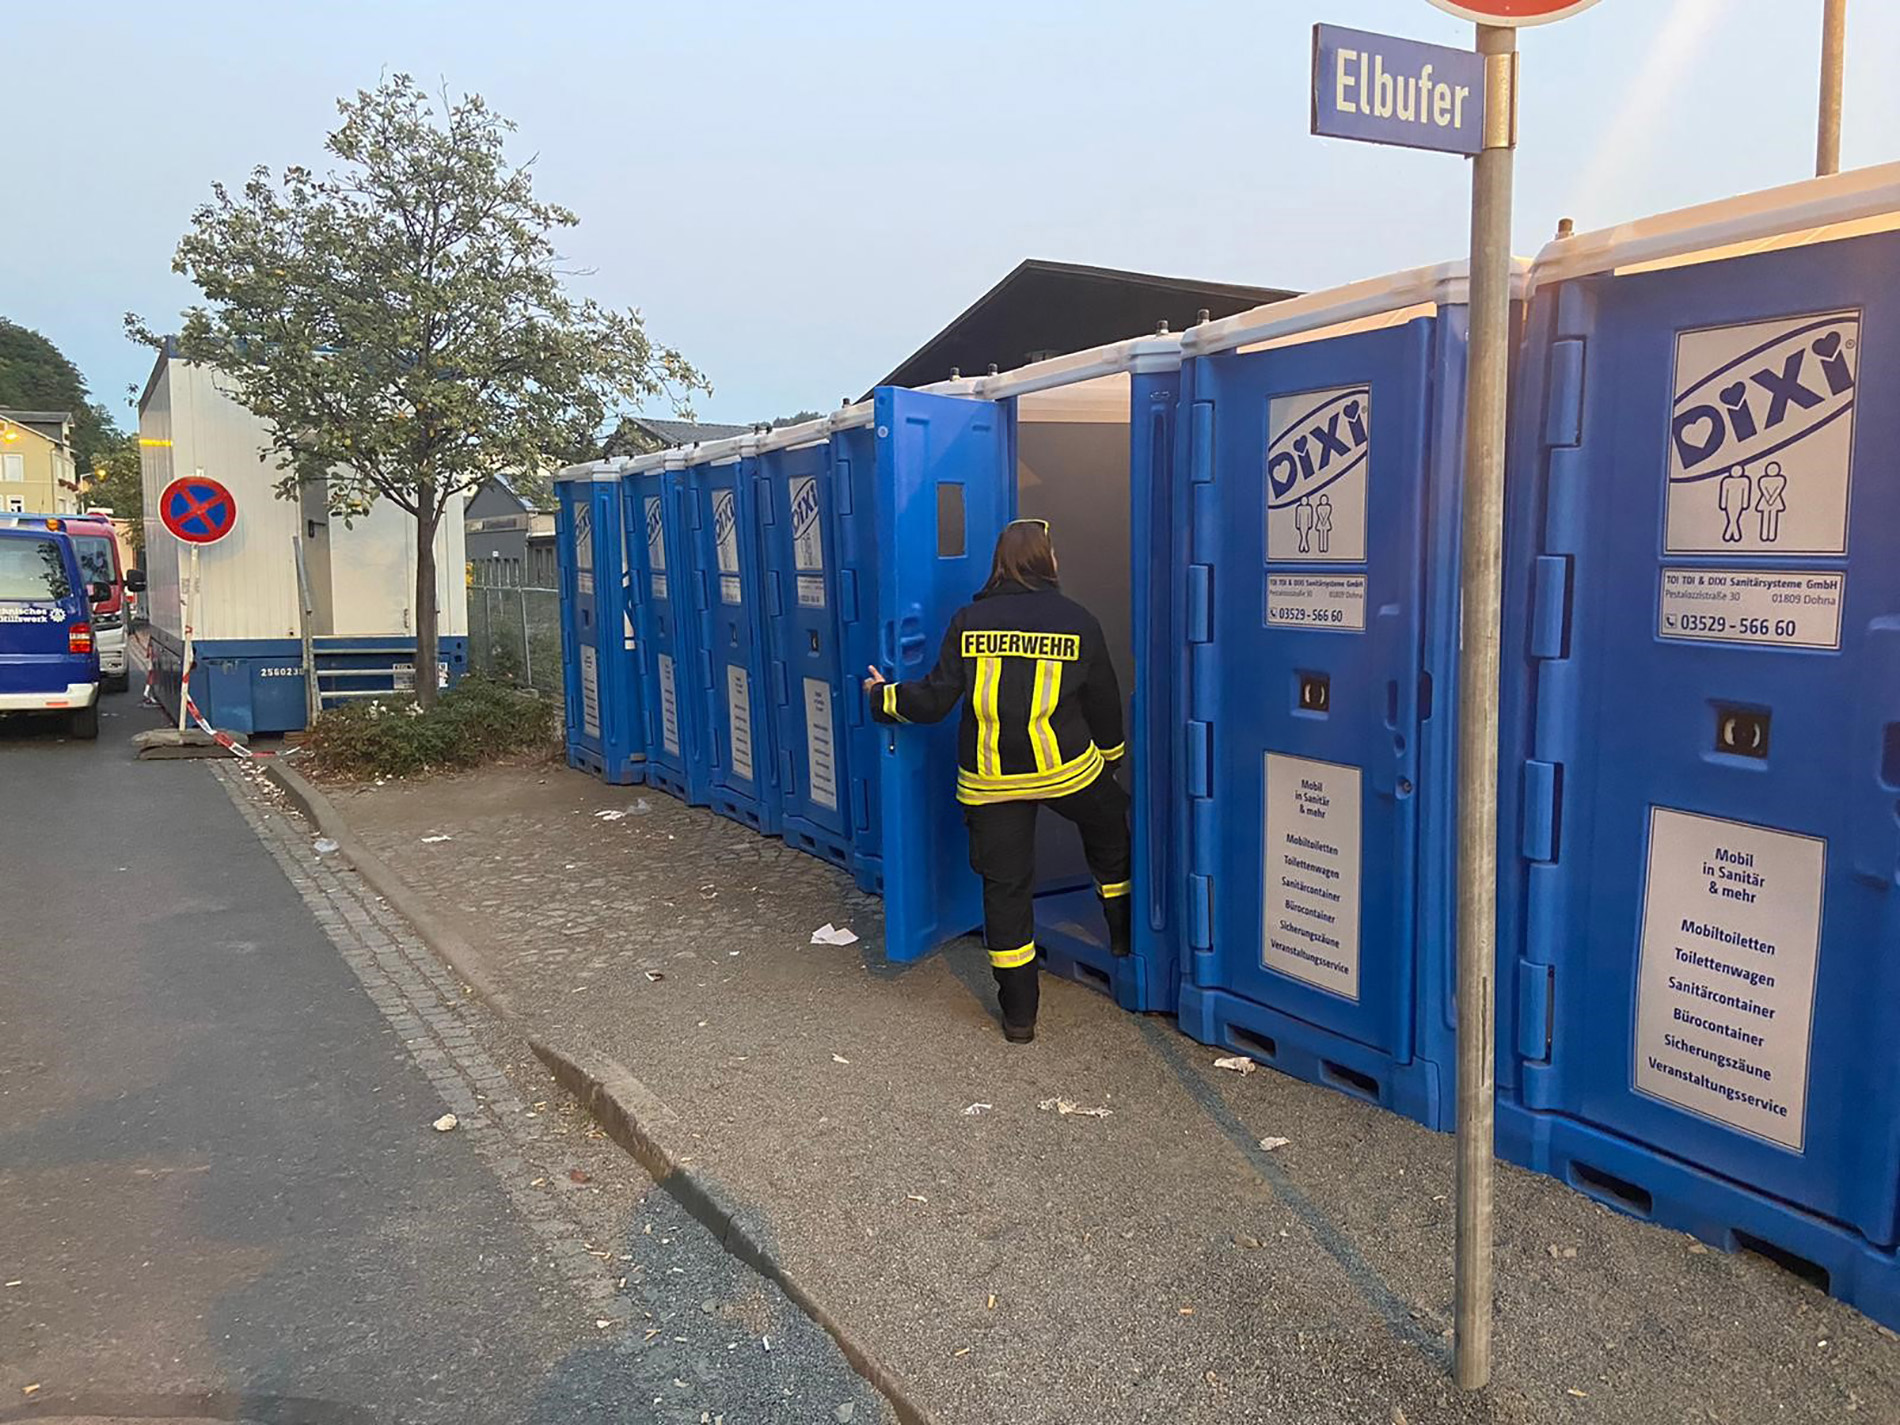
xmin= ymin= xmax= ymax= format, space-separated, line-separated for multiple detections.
xmin=1103 ymin=894 xmax=1132 ymax=958
xmin=994 ymin=961 xmax=1039 ymax=1041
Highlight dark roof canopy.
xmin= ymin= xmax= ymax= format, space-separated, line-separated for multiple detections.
xmin=872 ymin=259 xmax=1297 ymax=393
xmin=627 ymin=417 xmax=751 ymax=448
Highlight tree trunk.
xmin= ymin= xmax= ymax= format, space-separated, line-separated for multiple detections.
xmin=415 ymin=501 xmax=442 ymax=711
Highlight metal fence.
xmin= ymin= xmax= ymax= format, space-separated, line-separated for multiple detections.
xmin=467 ymin=568 xmax=565 ymax=704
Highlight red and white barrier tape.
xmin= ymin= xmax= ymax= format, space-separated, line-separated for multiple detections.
xmin=177 ymin=655 xmax=299 ymax=761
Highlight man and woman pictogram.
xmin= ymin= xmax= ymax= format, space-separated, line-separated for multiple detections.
xmin=1292 ymin=494 xmax=1335 ymax=555
xmin=1715 ymin=460 xmax=1789 ymax=544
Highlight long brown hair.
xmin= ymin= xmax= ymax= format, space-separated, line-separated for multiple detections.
xmin=979 ymin=519 xmax=1058 ymax=596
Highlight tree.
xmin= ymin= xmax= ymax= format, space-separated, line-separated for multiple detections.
xmin=766 ymin=409 xmax=823 ymax=429
xmin=83 ymin=434 xmax=145 ymax=554
xmin=128 ymin=75 xmax=708 ymax=707
xmin=0 ymin=318 xmax=121 ymax=470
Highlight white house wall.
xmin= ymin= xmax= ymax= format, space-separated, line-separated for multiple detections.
xmin=138 ymin=354 xmax=471 ymax=644
xmin=137 ymin=363 xmax=181 ymax=638
xmin=139 ymin=359 xmax=303 ymax=641
xmin=328 ymin=491 xmax=467 ymax=639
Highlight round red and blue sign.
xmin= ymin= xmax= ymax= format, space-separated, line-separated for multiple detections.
xmin=1426 ymin=0 xmax=1602 ymax=24
xmin=159 ymin=474 xmax=239 ymax=545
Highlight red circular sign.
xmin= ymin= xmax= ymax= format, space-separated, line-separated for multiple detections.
xmin=159 ymin=475 xmax=238 ymax=545
xmin=1426 ymin=0 xmax=1602 ymax=24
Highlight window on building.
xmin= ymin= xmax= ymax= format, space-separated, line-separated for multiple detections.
xmin=1 ymin=453 xmax=23 ymax=483
xmin=7 ymin=497 xmax=27 ymax=513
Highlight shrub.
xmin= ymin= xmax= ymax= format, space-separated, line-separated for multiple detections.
xmin=303 ymin=675 xmax=556 ymax=779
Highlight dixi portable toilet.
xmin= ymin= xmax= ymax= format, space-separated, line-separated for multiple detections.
xmin=759 ymin=343 xmax=1188 ymax=1011
xmin=680 ymin=439 xmax=781 ymax=834
xmin=621 ymin=449 xmax=710 ymax=805
xmin=554 ymin=464 xmax=644 ymax=784
xmin=1497 ymin=165 xmax=1900 ymax=1329
xmin=756 ymin=427 xmax=860 ymax=878
xmin=1167 ymin=261 xmax=1514 ymax=1131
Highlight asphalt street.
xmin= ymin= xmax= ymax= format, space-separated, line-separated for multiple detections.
xmin=0 ymin=692 xmax=889 ymax=1425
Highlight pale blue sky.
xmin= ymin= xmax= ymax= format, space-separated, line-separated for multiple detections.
xmin=4 ymin=1 xmax=1895 ymax=428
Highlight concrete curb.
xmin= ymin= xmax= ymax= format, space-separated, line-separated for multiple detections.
xmin=257 ymin=760 xmax=939 ymax=1425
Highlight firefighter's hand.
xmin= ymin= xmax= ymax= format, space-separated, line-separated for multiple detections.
xmin=862 ymin=665 xmax=888 ymax=695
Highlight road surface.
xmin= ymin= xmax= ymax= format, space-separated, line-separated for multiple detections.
xmin=0 ymin=693 xmax=888 ymax=1425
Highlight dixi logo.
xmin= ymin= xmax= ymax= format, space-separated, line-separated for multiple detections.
xmin=1266 ymin=387 xmax=1371 ymax=508
xmin=790 ymin=477 xmax=821 ymax=538
xmin=645 ymin=497 xmax=664 ymax=553
xmin=713 ymin=491 xmax=738 ymax=546
xmin=1670 ymin=313 xmax=1858 ymax=484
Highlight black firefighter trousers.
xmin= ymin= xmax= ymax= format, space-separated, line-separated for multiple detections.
xmin=963 ymin=770 xmax=1132 ymax=1031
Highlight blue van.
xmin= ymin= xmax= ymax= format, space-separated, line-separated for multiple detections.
xmin=0 ymin=523 xmax=103 ymax=739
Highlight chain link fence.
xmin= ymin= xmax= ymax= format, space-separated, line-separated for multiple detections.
xmin=467 ymin=566 xmax=565 ymax=709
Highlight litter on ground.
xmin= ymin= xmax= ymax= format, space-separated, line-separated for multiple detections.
xmin=431 ymin=1113 xmax=458 ymax=1132
xmin=1038 ymin=1096 xmax=1113 ymax=1118
xmin=1213 ymin=1055 xmax=1258 ymax=1075
xmin=1259 ymin=1136 xmax=1290 ymax=1152
xmin=810 ymin=923 xmax=860 ymax=946
xmin=962 ymin=1102 xmax=993 ymax=1116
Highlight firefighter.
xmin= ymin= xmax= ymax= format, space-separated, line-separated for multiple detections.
xmin=863 ymin=518 xmax=1130 ymax=1043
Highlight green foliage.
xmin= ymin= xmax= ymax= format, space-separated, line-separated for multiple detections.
xmin=0 ymin=317 xmax=121 ymax=469
xmin=84 ymin=434 xmax=144 ymax=553
xmin=768 ymin=409 xmax=823 ymax=428
xmin=302 ymin=675 xmax=556 ymax=779
xmin=127 ymin=73 xmax=709 ymax=705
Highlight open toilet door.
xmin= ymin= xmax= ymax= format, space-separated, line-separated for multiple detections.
xmin=873 ymin=387 xmax=1010 ymax=963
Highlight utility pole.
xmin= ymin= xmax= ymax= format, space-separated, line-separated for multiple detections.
xmin=1453 ymin=19 xmax=1517 ymax=1394
xmin=1817 ymin=0 xmax=1847 ymax=176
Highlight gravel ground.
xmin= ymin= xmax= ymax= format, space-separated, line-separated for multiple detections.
xmin=325 ymin=761 xmax=1900 ymax=1425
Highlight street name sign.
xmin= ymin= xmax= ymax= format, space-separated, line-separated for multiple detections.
xmin=1311 ymin=24 xmax=1486 ymax=156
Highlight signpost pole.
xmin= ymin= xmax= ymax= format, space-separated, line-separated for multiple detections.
xmin=1816 ymin=0 xmax=1847 ymax=177
xmin=1453 ymin=19 xmax=1517 ymax=1394
xmin=178 ymin=542 xmax=199 ymax=733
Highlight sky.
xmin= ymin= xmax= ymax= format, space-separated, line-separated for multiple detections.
xmin=3 ymin=1 xmax=1895 ymax=430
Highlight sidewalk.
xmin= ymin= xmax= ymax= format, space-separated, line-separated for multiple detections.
xmin=312 ymin=762 xmax=1897 ymax=1425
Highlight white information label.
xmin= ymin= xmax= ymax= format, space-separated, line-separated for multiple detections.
xmin=790 ymin=475 xmax=825 ymax=572
xmin=577 ymin=570 xmax=594 ymax=596
xmin=803 ymin=676 xmax=838 ymax=810
xmin=1666 ymin=311 xmax=1860 ymax=556
xmin=658 ymin=653 xmax=679 ymax=756
xmin=714 ymin=489 xmax=742 ymax=607
xmin=725 ymin=664 xmax=754 ymax=782
xmin=1634 ymin=807 xmax=1824 ymax=1151
xmin=579 ymin=644 xmax=600 ymax=739
xmin=574 ymin=502 xmax=594 ymax=570
xmin=1658 ymin=568 xmax=1843 ymax=650
xmin=1261 ymin=753 xmax=1363 ymax=1000
xmin=651 ymin=573 xmax=669 ymax=603
xmin=796 ymin=574 xmax=827 ymax=610
xmin=1265 ymin=385 xmax=1369 ymax=564
xmin=1267 ymin=573 xmax=1367 ymax=631
xmin=646 ymin=497 xmax=668 ymax=573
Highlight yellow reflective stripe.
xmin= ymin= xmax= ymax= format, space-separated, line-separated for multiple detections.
xmin=882 ymin=683 xmax=901 ymax=720
xmin=989 ymin=941 xmax=1037 ymax=969
xmin=957 ymin=743 xmax=1104 ymax=805
xmin=1028 ymin=658 xmax=1062 ymax=771
xmin=1099 ymin=741 xmax=1126 ymax=761
xmin=974 ymin=656 xmax=1003 ymax=777
xmin=1097 ymin=879 xmax=1132 ymax=899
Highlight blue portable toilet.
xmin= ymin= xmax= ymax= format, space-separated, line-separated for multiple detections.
xmin=757 ymin=427 xmax=857 ymax=874
xmin=1496 ymin=169 xmax=1900 ymax=1330
xmin=555 ymin=465 xmax=645 ymax=784
xmin=1166 ymin=263 xmax=1506 ymax=1131
xmin=621 ymin=449 xmax=710 ymax=806
xmin=681 ymin=438 xmax=782 ymax=834
xmin=940 ymin=336 xmax=1188 ymax=1012
xmin=820 ymin=351 xmax=1190 ymax=1011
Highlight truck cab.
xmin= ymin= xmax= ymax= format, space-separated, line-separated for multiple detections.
xmin=0 ymin=523 xmax=103 ymax=738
